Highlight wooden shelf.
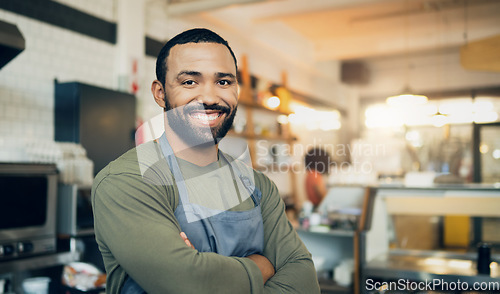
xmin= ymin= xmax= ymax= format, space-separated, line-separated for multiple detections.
xmin=237 ymin=54 xmax=297 ymax=209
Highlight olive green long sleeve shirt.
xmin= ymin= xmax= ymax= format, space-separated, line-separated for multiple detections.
xmin=91 ymin=140 xmax=320 ymax=294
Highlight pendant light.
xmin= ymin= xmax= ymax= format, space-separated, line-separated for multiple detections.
xmin=386 ymin=0 xmax=428 ymax=106
xmin=431 ymin=111 xmax=448 ymax=127
xmin=386 ymin=89 xmax=428 ymax=106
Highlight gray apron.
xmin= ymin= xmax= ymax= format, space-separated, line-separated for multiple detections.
xmin=121 ymin=134 xmax=264 ymax=294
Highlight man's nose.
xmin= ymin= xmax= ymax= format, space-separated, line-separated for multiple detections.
xmin=196 ymin=83 xmax=220 ymax=105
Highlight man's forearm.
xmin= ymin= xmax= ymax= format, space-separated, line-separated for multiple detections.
xmin=246 ymin=254 xmax=275 ymax=284
xmin=182 ymin=232 xmax=274 ymax=285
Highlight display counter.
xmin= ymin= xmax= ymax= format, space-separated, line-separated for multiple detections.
xmin=297 ymin=186 xmax=377 ymax=294
xmin=361 ymin=184 xmax=500 ymax=293
xmin=297 ymin=184 xmax=500 ymax=294
xmin=365 ymin=250 xmax=499 ymax=284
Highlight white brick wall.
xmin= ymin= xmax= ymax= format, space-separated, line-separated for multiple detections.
xmin=53 ymin=0 xmax=116 ymax=22
xmin=0 ymin=8 xmax=116 ymax=143
xmin=138 ymin=56 xmax=162 ymax=122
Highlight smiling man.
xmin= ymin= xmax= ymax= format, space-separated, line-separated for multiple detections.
xmin=154 ymin=40 xmax=239 ymax=166
xmin=92 ymin=28 xmax=320 ymax=294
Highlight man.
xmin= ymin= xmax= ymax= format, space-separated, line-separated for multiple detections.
xmin=92 ymin=28 xmax=320 ymax=294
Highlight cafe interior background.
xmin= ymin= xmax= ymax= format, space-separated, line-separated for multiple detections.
xmin=0 ymin=0 xmax=499 ymax=293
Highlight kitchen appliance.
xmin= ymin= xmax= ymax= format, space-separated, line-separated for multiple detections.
xmin=0 ymin=163 xmax=58 ymax=260
xmin=57 ymin=184 xmax=94 ymax=237
xmin=0 ymin=19 xmax=25 ymax=70
xmin=54 ymin=81 xmax=136 ymax=176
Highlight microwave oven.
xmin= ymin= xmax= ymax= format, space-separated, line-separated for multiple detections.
xmin=57 ymin=183 xmax=94 ymax=237
xmin=0 ymin=163 xmax=58 ymax=260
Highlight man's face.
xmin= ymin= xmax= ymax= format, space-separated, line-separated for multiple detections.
xmin=163 ymin=42 xmax=238 ymax=146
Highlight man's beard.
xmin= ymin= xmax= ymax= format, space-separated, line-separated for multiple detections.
xmin=165 ymin=100 xmax=237 ymax=148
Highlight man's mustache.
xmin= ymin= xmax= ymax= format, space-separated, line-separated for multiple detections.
xmin=183 ymin=103 xmax=231 ymax=115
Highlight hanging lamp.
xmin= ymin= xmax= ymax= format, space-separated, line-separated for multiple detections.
xmin=386 ymin=0 xmax=428 ymax=107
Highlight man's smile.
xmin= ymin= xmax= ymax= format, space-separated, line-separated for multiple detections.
xmin=189 ymin=110 xmax=225 ymax=126
xmin=182 ymin=103 xmax=232 ymax=128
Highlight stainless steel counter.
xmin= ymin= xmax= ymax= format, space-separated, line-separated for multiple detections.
xmin=0 ymin=251 xmax=80 ymax=274
xmin=364 ymin=250 xmax=499 ymax=284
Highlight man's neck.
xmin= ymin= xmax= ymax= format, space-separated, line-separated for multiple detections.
xmin=163 ymin=124 xmax=219 ymax=167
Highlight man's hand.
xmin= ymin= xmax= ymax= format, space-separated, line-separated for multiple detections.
xmin=180 ymin=232 xmax=195 ymax=249
xmin=180 ymin=233 xmax=274 ymax=284
xmin=246 ymin=254 xmax=275 ymax=284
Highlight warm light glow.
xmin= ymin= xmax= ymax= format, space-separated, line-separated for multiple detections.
xmin=265 ymin=96 xmax=280 ymax=110
xmin=405 ymin=131 xmax=422 ymax=148
xmin=448 ymin=260 xmax=472 ymax=270
xmin=420 ymin=104 xmax=439 ymax=116
xmin=288 ymin=101 xmax=309 ymax=113
xmin=423 ymin=258 xmax=446 ymax=267
xmin=405 ymin=104 xmax=438 ymax=126
xmin=365 ymin=105 xmax=404 ymax=128
xmin=491 ymin=262 xmax=498 ymax=270
xmin=365 ymin=98 xmax=499 ymax=128
xmin=306 ymin=122 xmax=317 ymax=130
xmin=446 ymin=113 xmax=474 ymax=124
xmin=320 ymin=120 xmax=341 ymax=131
xmin=432 ymin=113 xmax=448 ymax=127
xmin=423 ymin=258 xmax=471 ymax=270
xmin=287 ymin=107 xmax=341 ymax=131
xmin=386 ymin=93 xmax=428 ymax=107
xmin=473 ymin=100 xmax=494 ymax=113
xmin=439 ymin=101 xmax=472 ymax=115
xmin=480 ymin=144 xmax=489 ymax=154
xmin=474 ymin=111 xmax=499 ymax=123
xmin=277 ymin=114 xmax=288 ymax=124
xmin=493 ymin=149 xmax=500 ymax=160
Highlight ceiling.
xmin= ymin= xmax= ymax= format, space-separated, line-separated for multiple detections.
xmin=165 ymin=0 xmax=500 ymax=62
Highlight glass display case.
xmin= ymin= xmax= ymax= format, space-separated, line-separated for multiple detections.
xmin=362 ymin=186 xmax=500 ymax=294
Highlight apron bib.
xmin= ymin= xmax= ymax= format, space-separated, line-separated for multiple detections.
xmin=121 ymin=134 xmax=264 ymax=294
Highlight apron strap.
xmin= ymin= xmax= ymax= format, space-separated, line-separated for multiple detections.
xmin=219 ymin=152 xmax=261 ymax=207
xmin=158 ymin=134 xmax=191 ymax=205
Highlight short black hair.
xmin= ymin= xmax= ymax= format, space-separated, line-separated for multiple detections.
xmin=155 ymin=28 xmax=238 ymax=87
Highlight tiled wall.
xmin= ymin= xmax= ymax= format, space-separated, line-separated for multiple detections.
xmin=0 ymin=3 xmax=116 ymax=148
xmin=137 ymin=57 xmax=162 ymax=123
xmin=53 ymin=0 xmax=115 ymax=22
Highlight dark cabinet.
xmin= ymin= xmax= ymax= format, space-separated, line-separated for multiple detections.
xmin=55 ymin=81 xmax=136 ymax=175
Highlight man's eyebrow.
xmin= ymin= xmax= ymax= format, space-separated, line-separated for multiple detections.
xmin=216 ymin=72 xmax=236 ymax=79
xmin=176 ymin=71 xmax=202 ymax=79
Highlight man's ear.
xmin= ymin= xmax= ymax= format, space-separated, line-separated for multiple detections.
xmin=152 ymin=80 xmax=166 ymax=108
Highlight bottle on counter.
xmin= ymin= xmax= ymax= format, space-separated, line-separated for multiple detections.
xmin=477 ymin=243 xmax=491 ymax=275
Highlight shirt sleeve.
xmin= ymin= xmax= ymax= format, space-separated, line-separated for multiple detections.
xmin=256 ymin=171 xmax=321 ymax=294
xmin=92 ymin=169 xmax=265 ymax=294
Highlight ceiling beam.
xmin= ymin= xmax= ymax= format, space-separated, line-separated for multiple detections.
xmin=253 ymin=0 xmax=394 ymax=23
xmin=166 ymin=0 xmax=266 ymax=16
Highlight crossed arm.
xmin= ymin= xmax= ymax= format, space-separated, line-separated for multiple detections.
xmin=180 ymin=232 xmax=275 ymax=284
xmin=93 ymin=171 xmax=319 ymax=293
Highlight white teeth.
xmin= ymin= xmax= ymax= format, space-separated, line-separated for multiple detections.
xmin=192 ymin=113 xmax=220 ymax=121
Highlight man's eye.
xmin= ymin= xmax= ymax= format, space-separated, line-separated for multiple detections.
xmin=182 ymin=80 xmax=196 ymax=86
xmin=218 ymin=80 xmax=232 ymax=86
